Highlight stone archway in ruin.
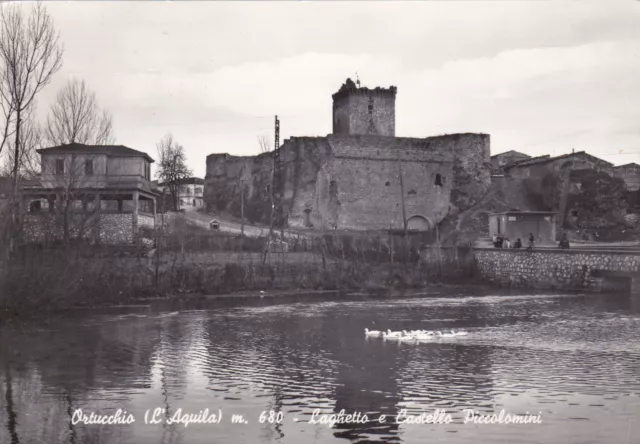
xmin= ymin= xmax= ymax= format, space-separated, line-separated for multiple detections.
xmin=407 ymin=215 xmax=433 ymax=232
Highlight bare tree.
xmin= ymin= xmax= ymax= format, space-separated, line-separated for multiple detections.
xmin=44 ymin=78 xmax=115 ymax=146
xmin=43 ymin=154 xmax=100 ymax=246
xmin=155 ymin=134 xmax=192 ymax=211
xmin=0 ymin=2 xmax=63 ymax=189
xmin=0 ymin=3 xmax=63 ymax=255
xmin=0 ymin=87 xmax=14 ymax=158
xmin=258 ymin=135 xmax=271 ymax=154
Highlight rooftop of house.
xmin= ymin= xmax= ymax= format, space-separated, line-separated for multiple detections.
xmin=614 ymin=162 xmax=640 ymax=169
xmin=504 ymin=151 xmax=613 ymax=169
xmin=490 ymin=150 xmax=530 ymax=159
xmin=36 ymin=143 xmax=154 ymax=163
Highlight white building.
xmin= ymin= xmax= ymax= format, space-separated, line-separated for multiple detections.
xmin=157 ymin=177 xmax=204 ymax=210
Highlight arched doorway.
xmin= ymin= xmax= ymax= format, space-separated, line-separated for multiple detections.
xmin=407 ymin=215 xmax=432 ymax=231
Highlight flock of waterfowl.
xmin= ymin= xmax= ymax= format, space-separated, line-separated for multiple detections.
xmin=365 ymin=328 xmax=469 ymax=342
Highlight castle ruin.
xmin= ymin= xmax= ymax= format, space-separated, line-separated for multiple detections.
xmin=204 ymin=79 xmax=492 ymax=231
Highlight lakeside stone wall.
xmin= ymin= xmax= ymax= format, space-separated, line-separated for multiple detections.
xmin=474 ymin=248 xmax=640 ymax=292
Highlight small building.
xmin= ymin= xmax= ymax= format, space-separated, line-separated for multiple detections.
xmin=20 ymin=143 xmax=157 ymax=245
xmin=157 ymin=177 xmax=204 ymax=210
xmin=488 ymin=211 xmax=557 ymax=246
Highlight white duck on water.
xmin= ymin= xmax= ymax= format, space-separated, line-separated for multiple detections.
xmin=383 ymin=329 xmax=403 ymax=338
xmin=365 ymin=328 xmax=382 ymax=337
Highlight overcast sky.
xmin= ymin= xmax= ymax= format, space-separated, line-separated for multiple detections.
xmin=31 ymin=1 xmax=640 ymax=176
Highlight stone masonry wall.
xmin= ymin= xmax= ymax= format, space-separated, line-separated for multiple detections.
xmin=323 ymin=135 xmax=454 ymax=230
xmin=449 ymin=133 xmax=492 ymax=213
xmin=205 ymin=133 xmax=491 ymax=231
xmin=205 ymin=152 xmax=276 ymax=225
xmin=332 ymin=85 xmax=396 ymax=137
xmin=100 ymin=213 xmax=134 ymax=244
xmin=22 ymin=212 xmax=134 ymax=244
xmin=23 ymin=213 xmax=55 ymax=243
xmin=347 ymin=92 xmax=396 ymax=137
xmin=474 ymin=248 xmax=640 ymax=292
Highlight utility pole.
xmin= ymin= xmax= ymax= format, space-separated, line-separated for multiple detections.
xmin=397 ymin=155 xmax=408 ymax=261
xmin=268 ymin=115 xmax=279 ymax=264
xmin=397 ymin=156 xmax=408 ymax=235
xmin=240 ymin=180 xmax=244 ymax=236
xmin=275 ymin=115 xmax=280 ymax=151
xmin=435 ymin=220 xmax=442 ymax=277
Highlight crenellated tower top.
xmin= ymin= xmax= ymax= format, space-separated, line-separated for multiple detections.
xmin=332 ymin=78 xmax=397 ymax=137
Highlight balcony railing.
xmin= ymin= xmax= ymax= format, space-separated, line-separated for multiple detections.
xmin=23 ymin=174 xmax=155 ymax=193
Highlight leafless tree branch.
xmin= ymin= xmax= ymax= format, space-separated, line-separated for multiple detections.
xmin=0 ymin=1 xmax=63 ymax=255
xmin=0 ymin=1 xmax=63 ymax=184
xmin=258 ymin=135 xmax=271 ymax=154
xmin=155 ymin=133 xmax=192 ymax=211
xmin=44 ymin=78 xmax=115 ymax=146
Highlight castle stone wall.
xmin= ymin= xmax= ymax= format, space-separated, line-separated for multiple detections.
xmin=205 ymin=151 xmax=282 ymax=226
xmin=322 ymin=135 xmax=454 ymax=230
xmin=205 ymin=133 xmax=491 ymax=231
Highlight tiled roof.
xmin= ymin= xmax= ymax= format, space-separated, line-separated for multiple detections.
xmin=37 ymin=143 xmax=155 ymax=163
xmin=505 ymin=151 xmax=613 ymax=169
xmin=503 ymin=154 xmax=551 ymax=168
xmin=490 ymin=150 xmax=530 ymax=159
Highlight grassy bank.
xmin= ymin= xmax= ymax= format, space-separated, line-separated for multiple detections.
xmin=0 ymin=231 xmax=481 ymax=320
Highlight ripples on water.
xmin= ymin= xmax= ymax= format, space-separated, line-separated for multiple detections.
xmin=1 ymin=290 xmax=640 ymax=444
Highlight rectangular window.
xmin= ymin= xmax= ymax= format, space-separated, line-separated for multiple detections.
xmin=85 ymin=159 xmax=94 ymax=175
xmin=56 ymin=159 xmax=64 ymax=175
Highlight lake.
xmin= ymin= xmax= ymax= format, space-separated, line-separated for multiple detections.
xmin=1 ymin=288 xmax=640 ymax=444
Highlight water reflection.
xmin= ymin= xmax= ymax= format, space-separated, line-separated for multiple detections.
xmin=1 ymin=290 xmax=640 ymax=444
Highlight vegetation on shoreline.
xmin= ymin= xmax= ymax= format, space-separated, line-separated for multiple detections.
xmin=0 ymin=229 xmax=481 ymax=320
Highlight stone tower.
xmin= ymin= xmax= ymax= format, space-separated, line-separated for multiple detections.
xmin=332 ymin=78 xmax=397 ymax=137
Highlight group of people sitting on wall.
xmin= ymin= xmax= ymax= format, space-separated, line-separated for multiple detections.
xmin=493 ymin=233 xmax=536 ymax=250
xmin=493 ymin=232 xmax=570 ymax=250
